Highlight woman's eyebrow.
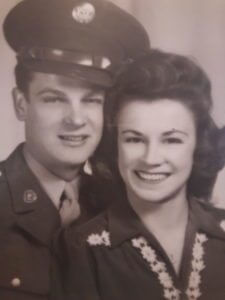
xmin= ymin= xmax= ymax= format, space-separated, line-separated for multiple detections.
xmin=163 ymin=129 xmax=188 ymax=136
xmin=121 ymin=129 xmax=143 ymax=136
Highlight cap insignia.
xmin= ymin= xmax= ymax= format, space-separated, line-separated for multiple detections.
xmin=72 ymin=2 xmax=96 ymax=24
xmin=23 ymin=190 xmax=38 ymax=204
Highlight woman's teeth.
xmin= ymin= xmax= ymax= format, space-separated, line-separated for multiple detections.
xmin=136 ymin=171 xmax=169 ymax=182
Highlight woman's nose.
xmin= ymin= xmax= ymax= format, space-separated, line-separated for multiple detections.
xmin=142 ymin=143 xmax=163 ymax=166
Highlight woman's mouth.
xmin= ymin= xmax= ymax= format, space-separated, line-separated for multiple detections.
xmin=135 ymin=171 xmax=170 ymax=183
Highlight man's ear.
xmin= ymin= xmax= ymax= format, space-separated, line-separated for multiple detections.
xmin=12 ymin=87 xmax=28 ymax=121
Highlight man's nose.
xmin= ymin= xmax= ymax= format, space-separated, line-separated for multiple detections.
xmin=63 ymin=103 xmax=86 ymax=128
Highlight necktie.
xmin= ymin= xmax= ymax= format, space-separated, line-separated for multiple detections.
xmin=59 ymin=183 xmax=80 ymax=226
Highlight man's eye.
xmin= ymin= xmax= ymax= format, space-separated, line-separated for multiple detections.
xmin=84 ymin=97 xmax=104 ymax=104
xmin=43 ymin=97 xmax=64 ymax=103
xmin=165 ymin=137 xmax=183 ymax=144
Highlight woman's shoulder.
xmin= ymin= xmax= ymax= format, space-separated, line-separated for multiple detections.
xmin=65 ymin=209 xmax=109 ymax=248
xmin=197 ymin=198 xmax=225 ymax=217
xmin=193 ymin=197 xmax=225 ymax=238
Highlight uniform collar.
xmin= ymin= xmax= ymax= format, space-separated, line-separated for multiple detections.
xmin=24 ymin=146 xmax=81 ymax=209
xmin=108 ymin=197 xmax=225 ymax=248
xmin=24 ymin=148 xmax=66 ymax=209
xmin=3 ymin=143 xmax=61 ymax=246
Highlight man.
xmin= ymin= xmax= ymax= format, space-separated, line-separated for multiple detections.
xmin=0 ymin=0 xmax=150 ymax=298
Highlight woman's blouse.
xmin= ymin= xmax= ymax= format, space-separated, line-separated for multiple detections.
xmin=60 ymin=198 xmax=225 ymax=300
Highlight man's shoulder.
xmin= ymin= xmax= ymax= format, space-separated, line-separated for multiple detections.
xmin=0 ymin=146 xmax=23 ymax=184
xmin=0 ymin=157 xmax=9 ymax=186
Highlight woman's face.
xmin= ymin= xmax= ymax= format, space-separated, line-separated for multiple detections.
xmin=117 ymin=98 xmax=196 ymax=205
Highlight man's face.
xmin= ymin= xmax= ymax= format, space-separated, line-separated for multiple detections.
xmin=13 ymin=72 xmax=105 ymax=177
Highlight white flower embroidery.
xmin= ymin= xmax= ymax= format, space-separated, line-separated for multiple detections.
xmin=132 ymin=236 xmax=146 ymax=248
xmin=164 ymin=288 xmax=180 ymax=300
xmin=132 ymin=237 xmax=180 ymax=300
xmin=185 ymin=233 xmax=208 ymax=299
xmin=188 ymin=272 xmax=201 ymax=288
xmin=86 ymin=229 xmax=208 ymax=300
xmin=132 ymin=233 xmax=208 ymax=300
xmin=192 ymin=243 xmax=204 ymax=260
xmin=142 ymin=245 xmax=157 ymax=262
xmin=152 ymin=261 xmax=166 ymax=273
xmin=87 ymin=230 xmax=111 ymax=246
xmin=158 ymin=272 xmax=173 ymax=288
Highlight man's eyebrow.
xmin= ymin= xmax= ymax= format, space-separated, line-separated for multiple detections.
xmin=86 ymin=89 xmax=105 ymax=97
xmin=163 ymin=129 xmax=188 ymax=136
xmin=37 ymin=88 xmax=66 ymax=96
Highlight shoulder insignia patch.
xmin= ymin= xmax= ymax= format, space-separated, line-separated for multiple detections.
xmin=23 ymin=189 xmax=38 ymax=204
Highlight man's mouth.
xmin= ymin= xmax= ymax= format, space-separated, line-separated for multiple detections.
xmin=135 ymin=171 xmax=170 ymax=182
xmin=59 ymin=134 xmax=89 ymax=145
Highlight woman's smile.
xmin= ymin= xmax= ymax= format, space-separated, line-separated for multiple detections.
xmin=134 ymin=170 xmax=171 ymax=183
xmin=117 ymin=98 xmax=196 ymax=205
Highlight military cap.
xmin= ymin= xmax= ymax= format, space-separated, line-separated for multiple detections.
xmin=3 ymin=0 xmax=150 ymax=87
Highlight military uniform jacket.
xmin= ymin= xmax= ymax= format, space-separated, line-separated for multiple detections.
xmin=61 ymin=197 xmax=225 ymax=300
xmin=0 ymin=145 xmax=64 ymax=299
xmin=0 ymin=144 xmax=112 ymax=300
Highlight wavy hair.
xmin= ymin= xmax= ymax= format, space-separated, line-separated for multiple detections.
xmin=95 ymin=49 xmax=225 ymax=200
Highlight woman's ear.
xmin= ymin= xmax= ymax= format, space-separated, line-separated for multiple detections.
xmin=12 ymin=87 xmax=28 ymax=121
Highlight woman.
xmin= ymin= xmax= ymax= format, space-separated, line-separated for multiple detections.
xmin=60 ymin=50 xmax=225 ymax=300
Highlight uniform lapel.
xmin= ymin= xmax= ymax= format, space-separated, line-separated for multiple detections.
xmin=3 ymin=144 xmax=61 ymax=246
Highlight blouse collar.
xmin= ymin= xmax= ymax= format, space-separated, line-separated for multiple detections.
xmin=107 ymin=197 xmax=225 ymax=248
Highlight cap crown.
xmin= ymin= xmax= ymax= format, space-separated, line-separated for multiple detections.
xmin=3 ymin=0 xmax=150 ymax=86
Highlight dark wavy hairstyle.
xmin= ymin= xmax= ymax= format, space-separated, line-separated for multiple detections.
xmin=95 ymin=49 xmax=225 ymax=200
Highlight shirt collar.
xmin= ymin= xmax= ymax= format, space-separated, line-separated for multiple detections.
xmin=108 ymin=197 xmax=225 ymax=248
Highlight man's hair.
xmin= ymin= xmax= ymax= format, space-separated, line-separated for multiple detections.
xmin=14 ymin=62 xmax=34 ymax=94
xmin=97 ymin=49 xmax=225 ymax=200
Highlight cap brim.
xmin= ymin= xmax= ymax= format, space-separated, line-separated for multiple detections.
xmin=21 ymin=60 xmax=113 ymax=88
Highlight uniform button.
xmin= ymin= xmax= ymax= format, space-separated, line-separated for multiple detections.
xmin=11 ymin=277 xmax=21 ymax=287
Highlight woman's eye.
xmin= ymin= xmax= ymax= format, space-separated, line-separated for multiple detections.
xmin=165 ymin=137 xmax=183 ymax=144
xmin=124 ymin=137 xmax=143 ymax=143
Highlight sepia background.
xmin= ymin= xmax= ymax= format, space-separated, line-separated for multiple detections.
xmin=0 ymin=0 xmax=224 ymax=201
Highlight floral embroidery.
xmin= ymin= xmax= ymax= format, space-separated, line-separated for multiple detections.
xmin=132 ymin=233 xmax=208 ymax=300
xmin=86 ymin=230 xmax=208 ymax=300
xmin=132 ymin=237 xmax=180 ymax=300
xmin=87 ymin=230 xmax=111 ymax=246
xmin=185 ymin=233 xmax=208 ymax=299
